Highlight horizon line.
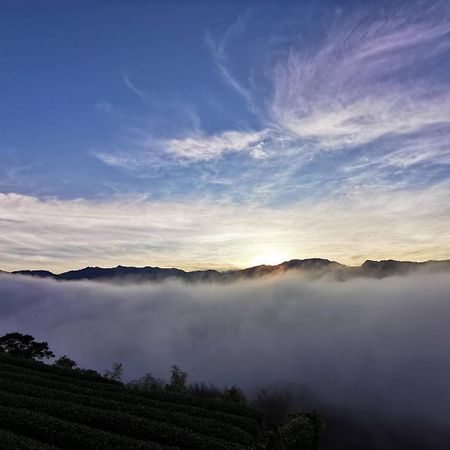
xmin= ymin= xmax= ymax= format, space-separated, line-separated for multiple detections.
xmin=3 ymin=257 xmax=450 ymax=277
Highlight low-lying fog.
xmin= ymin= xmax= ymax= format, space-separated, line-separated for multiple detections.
xmin=0 ymin=272 xmax=449 ymax=448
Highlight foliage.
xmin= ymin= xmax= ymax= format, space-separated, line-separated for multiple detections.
xmin=78 ymin=368 xmax=102 ymax=377
xmin=0 ymin=429 xmax=59 ymax=450
xmin=0 ymin=376 xmax=254 ymax=447
xmin=223 ymin=386 xmax=248 ymax=405
xmin=187 ymin=383 xmax=248 ymax=405
xmin=0 ymin=333 xmax=325 ymax=450
xmin=135 ymin=382 xmax=261 ymax=421
xmin=0 ymin=404 xmax=162 ymax=450
xmin=279 ymin=412 xmax=324 ymax=450
xmin=0 ymin=353 xmax=117 ymax=384
xmin=167 ymin=364 xmax=188 ymax=392
xmin=104 ymin=361 xmax=123 ymax=382
xmin=128 ymin=372 xmax=165 ymax=391
xmin=0 ymin=366 xmax=260 ymax=436
xmin=0 ymin=354 xmax=263 ymax=449
xmin=188 ymin=381 xmax=223 ymax=399
xmin=0 ymin=389 xmax=247 ymax=450
xmin=0 ymin=333 xmax=54 ymax=360
xmin=130 ymin=373 xmax=249 ymax=407
xmin=53 ymin=355 xmax=77 ymax=370
xmin=0 ymin=355 xmax=260 ymax=422
xmin=253 ymin=388 xmax=294 ymax=427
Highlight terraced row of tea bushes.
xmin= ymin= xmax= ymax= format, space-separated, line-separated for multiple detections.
xmin=0 ymin=353 xmax=117 ymax=385
xmin=0 ymin=405 xmax=168 ymax=450
xmin=0 ymin=376 xmax=254 ymax=446
xmin=0 ymin=428 xmax=59 ymax=450
xmin=0 ymin=362 xmax=260 ymax=435
xmin=134 ymin=386 xmax=261 ymax=421
xmin=0 ymin=390 xmax=249 ymax=450
xmin=0 ymin=364 xmax=259 ymax=436
xmin=0 ymin=355 xmax=260 ymax=420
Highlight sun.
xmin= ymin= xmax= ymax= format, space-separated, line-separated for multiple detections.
xmin=250 ymin=252 xmax=290 ymax=267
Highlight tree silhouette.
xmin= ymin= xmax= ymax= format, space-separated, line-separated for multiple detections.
xmin=104 ymin=362 xmax=123 ymax=382
xmin=0 ymin=332 xmax=54 ymax=360
xmin=167 ymin=365 xmax=188 ymax=392
xmin=223 ymin=386 xmax=248 ymax=404
xmin=54 ymin=355 xmax=77 ymax=369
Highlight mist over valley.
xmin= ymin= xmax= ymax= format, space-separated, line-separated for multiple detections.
xmin=1 ymin=267 xmax=449 ymax=448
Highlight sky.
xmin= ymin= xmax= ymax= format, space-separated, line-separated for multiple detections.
xmin=1 ymin=0 xmax=450 ymax=272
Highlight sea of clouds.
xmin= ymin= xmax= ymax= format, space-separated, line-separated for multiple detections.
xmin=0 ymin=272 xmax=449 ymax=447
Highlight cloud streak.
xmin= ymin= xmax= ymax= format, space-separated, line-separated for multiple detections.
xmin=205 ymin=11 xmax=256 ymax=111
xmin=1 ymin=182 xmax=450 ymax=272
xmin=164 ymin=129 xmax=269 ymax=161
xmin=93 ymin=128 xmax=270 ymax=170
xmin=122 ymin=73 xmax=148 ymax=103
xmin=270 ymin=2 xmax=450 ymax=169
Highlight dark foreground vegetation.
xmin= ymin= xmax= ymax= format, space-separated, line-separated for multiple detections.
xmin=0 ymin=333 xmax=323 ymax=449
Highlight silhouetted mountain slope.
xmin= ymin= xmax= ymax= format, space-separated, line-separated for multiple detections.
xmin=3 ymin=258 xmax=450 ymax=284
xmin=358 ymin=259 xmax=450 ymax=277
xmin=11 ymin=270 xmax=56 ymax=279
xmin=60 ymin=265 xmax=187 ymax=282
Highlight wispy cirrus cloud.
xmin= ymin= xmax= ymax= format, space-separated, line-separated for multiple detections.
xmin=0 ymin=149 xmax=39 ymax=191
xmin=122 ymin=73 xmax=148 ymax=103
xmin=94 ymin=128 xmax=270 ymax=170
xmin=164 ymin=129 xmax=269 ymax=161
xmin=93 ymin=1 xmax=450 ymax=207
xmin=94 ymin=101 xmax=126 ymax=120
xmin=270 ymin=2 xmax=450 ymax=159
xmin=205 ymin=10 xmax=256 ymax=111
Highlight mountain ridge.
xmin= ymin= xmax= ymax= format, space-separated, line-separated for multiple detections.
xmin=4 ymin=258 xmax=450 ymax=284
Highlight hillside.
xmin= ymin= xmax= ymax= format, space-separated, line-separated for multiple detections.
xmin=0 ymin=354 xmax=263 ymax=450
xmin=7 ymin=258 xmax=450 ymax=284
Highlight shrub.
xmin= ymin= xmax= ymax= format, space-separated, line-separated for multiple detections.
xmin=253 ymin=388 xmax=294 ymax=427
xmin=0 ymin=389 xmax=248 ymax=450
xmin=0 ymin=404 xmax=164 ymax=450
xmin=0 ymin=429 xmax=59 ymax=450
xmin=0 ymin=357 xmax=261 ymax=430
xmin=0 ymin=376 xmax=255 ymax=446
xmin=0 ymin=353 xmax=117 ymax=384
xmin=187 ymin=383 xmax=247 ymax=405
xmin=223 ymin=386 xmax=248 ymax=405
xmin=0 ymin=366 xmax=261 ymax=435
xmin=128 ymin=372 xmax=165 ymax=391
xmin=104 ymin=362 xmax=123 ymax=382
xmin=279 ymin=412 xmax=324 ymax=450
xmin=188 ymin=382 xmax=223 ymax=399
xmin=54 ymin=355 xmax=77 ymax=370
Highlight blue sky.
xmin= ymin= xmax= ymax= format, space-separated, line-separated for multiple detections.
xmin=1 ymin=0 xmax=450 ymax=271
xmin=0 ymin=1 xmax=270 ymax=200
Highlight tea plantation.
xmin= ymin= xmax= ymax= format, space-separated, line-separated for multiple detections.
xmin=0 ymin=354 xmax=263 ymax=449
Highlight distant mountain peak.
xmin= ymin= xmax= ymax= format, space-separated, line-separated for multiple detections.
xmin=4 ymin=258 xmax=450 ymax=284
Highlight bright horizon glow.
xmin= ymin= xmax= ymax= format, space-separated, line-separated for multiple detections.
xmin=249 ymin=252 xmax=292 ymax=267
xmin=1 ymin=187 xmax=449 ymax=273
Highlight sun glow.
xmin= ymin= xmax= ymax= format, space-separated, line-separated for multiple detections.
xmin=250 ymin=252 xmax=290 ymax=267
